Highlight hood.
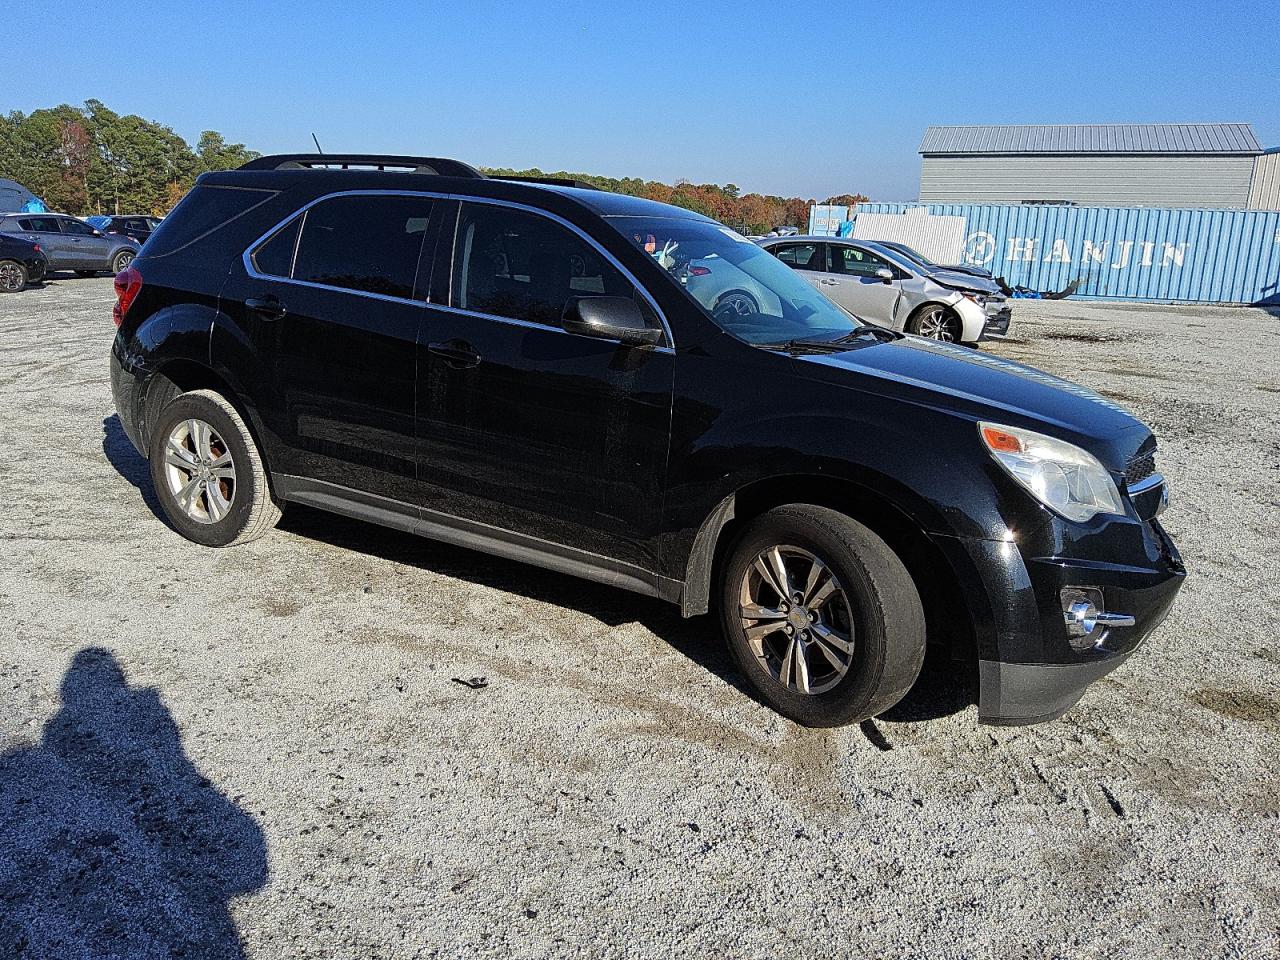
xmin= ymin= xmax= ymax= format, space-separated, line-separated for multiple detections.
xmin=798 ymin=336 xmax=1148 ymax=467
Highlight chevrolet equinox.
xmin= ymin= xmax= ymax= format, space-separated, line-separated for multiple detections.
xmin=110 ymin=154 xmax=1185 ymax=726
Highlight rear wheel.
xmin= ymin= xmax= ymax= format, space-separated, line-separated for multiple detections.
xmin=0 ymin=260 xmax=28 ymax=292
xmin=147 ymin=389 xmax=281 ymax=547
xmin=907 ymin=304 xmax=961 ymax=342
xmin=111 ymin=250 xmax=135 ymax=273
xmin=719 ymin=505 xmax=925 ymax=726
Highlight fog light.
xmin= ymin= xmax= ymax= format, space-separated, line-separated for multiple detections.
xmin=1061 ymin=587 xmax=1136 ymax=650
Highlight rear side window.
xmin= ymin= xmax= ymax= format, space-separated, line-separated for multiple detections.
xmin=251 ymin=217 xmax=301 ymax=278
xmin=290 ymin=195 xmax=434 ymax=300
xmin=452 ymin=202 xmax=635 ymax=326
xmin=772 ymin=242 xmax=820 ymax=270
xmin=20 ymin=217 xmax=63 ymax=233
xmin=145 ymin=185 xmax=277 ymax=258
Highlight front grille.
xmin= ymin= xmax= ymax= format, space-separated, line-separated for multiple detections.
xmin=1125 ymin=449 xmax=1157 ymax=485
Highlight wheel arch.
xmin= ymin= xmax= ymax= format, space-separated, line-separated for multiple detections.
xmin=680 ymin=473 xmax=983 ymax=660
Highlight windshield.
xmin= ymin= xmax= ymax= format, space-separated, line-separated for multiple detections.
xmin=608 ymin=216 xmax=860 ymax=345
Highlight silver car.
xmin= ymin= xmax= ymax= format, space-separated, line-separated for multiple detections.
xmin=757 ymin=235 xmax=1011 ymax=344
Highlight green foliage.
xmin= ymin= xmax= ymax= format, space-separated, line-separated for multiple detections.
xmin=0 ymin=100 xmax=258 ymax=216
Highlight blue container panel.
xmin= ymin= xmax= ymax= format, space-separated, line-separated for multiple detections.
xmin=850 ymin=202 xmax=1280 ymax=304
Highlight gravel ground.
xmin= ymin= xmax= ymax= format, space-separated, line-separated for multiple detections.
xmin=0 ymin=276 xmax=1276 ymax=959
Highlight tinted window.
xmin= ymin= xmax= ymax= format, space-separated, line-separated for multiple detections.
xmin=61 ymin=218 xmax=96 ymax=236
xmin=453 ymin=203 xmax=634 ymax=326
xmin=125 ymin=218 xmax=150 ymax=232
xmin=290 ymin=195 xmax=432 ymax=300
xmin=772 ymin=242 xmax=820 ymax=270
xmin=252 ymin=217 xmax=300 ymax=278
xmin=145 ymin=185 xmax=277 ymax=258
xmin=828 ymin=244 xmax=891 ymax=277
xmin=21 ymin=217 xmax=63 ymax=233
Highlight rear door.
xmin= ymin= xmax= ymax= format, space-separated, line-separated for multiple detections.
xmin=770 ymin=241 xmax=826 ymax=290
xmin=822 ymin=243 xmax=904 ymax=326
xmin=415 ymin=199 xmax=674 ymax=573
xmin=16 ymin=216 xmax=68 ymax=268
xmin=58 ymin=216 xmax=114 ymax=269
xmin=221 ymin=191 xmax=439 ymax=505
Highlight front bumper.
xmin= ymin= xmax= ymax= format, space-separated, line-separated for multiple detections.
xmin=981 ymin=302 xmax=1012 ymax=339
xmin=932 ymin=509 xmax=1186 ymax=726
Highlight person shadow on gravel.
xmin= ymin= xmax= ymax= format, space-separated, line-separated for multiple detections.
xmin=0 ymin=648 xmax=268 ymax=959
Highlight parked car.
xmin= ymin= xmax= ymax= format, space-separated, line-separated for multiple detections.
xmin=758 ymin=236 xmax=1011 ymax=344
xmin=85 ymin=214 xmax=163 ymax=246
xmin=874 ymin=240 xmax=996 ymax=282
xmin=0 ymin=233 xmax=48 ymax=291
xmin=0 ymin=213 xmax=139 ymax=276
xmin=110 ymin=153 xmax=1183 ymax=727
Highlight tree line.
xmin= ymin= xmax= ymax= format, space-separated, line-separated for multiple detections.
xmin=0 ymin=100 xmax=867 ymax=230
xmin=0 ymin=100 xmax=258 ymax=217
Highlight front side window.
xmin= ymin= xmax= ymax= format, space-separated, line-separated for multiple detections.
xmin=291 ymin=194 xmax=434 ymax=300
xmin=611 ymin=216 xmax=859 ymax=346
xmin=828 ymin=245 xmax=891 ymax=278
xmin=61 ymin=218 xmax=97 ymax=236
xmin=452 ymin=203 xmax=636 ymax=326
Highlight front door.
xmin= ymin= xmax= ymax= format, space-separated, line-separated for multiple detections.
xmin=416 ymin=200 xmax=674 ymax=573
xmin=219 ymin=192 xmax=439 ymax=505
xmin=821 ymin=244 xmax=904 ymax=327
xmin=59 ymin=216 xmax=114 ymax=269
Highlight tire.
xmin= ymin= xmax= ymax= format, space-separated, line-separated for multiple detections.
xmin=147 ymin=389 xmax=281 ymax=547
xmin=713 ymin=289 xmax=760 ymax=322
xmin=719 ymin=505 xmax=925 ymax=727
xmin=0 ymin=260 xmax=28 ymax=292
xmin=75 ymin=270 xmax=99 ymax=278
xmin=111 ymin=250 xmax=135 ymax=273
xmin=907 ymin=304 xmax=961 ymax=343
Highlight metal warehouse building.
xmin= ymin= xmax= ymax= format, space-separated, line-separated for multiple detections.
xmin=918 ymin=123 xmax=1277 ymax=209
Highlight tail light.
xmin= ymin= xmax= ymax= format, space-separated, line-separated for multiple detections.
xmin=687 ymin=265 xmax=712 ymax=276
xmin=113 ymin=266 xmax=143 ymax=327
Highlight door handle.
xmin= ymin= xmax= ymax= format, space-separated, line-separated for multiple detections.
xmin=427 ymin=341 xmax=482 ymax=369
xmin=245 ymin=295 xmax=287 ymax=321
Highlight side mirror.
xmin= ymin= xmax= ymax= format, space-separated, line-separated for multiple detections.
xmin=874 ymin=267 xmax=894 ymax=283
xmin=562 ymin=296 xmax=662 ymax=347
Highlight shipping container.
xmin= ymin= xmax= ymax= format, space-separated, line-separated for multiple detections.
xmin=812 ymin=202 xmax=1280 ymax=305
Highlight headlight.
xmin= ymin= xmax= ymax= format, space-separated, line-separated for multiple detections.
xmin=979 ymin=422 xmax=1125 ymax=523
xmin=961 ymin=291 xmax=987 ymax=307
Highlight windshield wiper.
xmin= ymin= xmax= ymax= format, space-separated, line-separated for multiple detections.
xmin=833 ymin=325 xmax=900 ymax=343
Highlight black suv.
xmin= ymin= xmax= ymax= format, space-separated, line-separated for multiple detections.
xmin=86 ymin=214 xmax=163 ymax=246
xmin=110 ymin=154 xmax=1185 ymax=727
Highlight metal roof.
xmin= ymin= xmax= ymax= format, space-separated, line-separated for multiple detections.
xmin=919 ymin=124 xmax=1262 ymax=156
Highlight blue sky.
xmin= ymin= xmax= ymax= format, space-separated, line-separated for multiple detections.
xmin=12 ymin=0 xmax=1279 ymax=200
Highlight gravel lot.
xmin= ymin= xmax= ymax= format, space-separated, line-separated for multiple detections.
xmin=1 ymin=276 xmax=1277 ymax=959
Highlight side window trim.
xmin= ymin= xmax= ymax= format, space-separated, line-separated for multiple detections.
xmin=242 ymin=189 xmax=673 ymax=348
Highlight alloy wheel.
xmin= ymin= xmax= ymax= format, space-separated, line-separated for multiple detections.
xmin=916 ymin=307 xmax=957 ymax=342
xmin=162 ymin=418 xmax=236 ymax=524
xmin=0 ymin=263 xmax=23 ymax=291
xmin=114 ymin=251 xmax=135 ymax=272
xmin=738 ymin=544 xmax=856 ymax=695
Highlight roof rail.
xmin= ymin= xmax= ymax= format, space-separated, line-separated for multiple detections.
xmin=491 ymin=175 xmax=601 ymax=191
xmin=237 ymin=154 xmax=485 ymax=178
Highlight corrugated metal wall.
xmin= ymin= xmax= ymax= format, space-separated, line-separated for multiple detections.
xmin=919 ymin=156 xmax=1257 ymax=207
xmin=818 ymin=202 xmax=1280 ymax=304
xmin=1249 ymin=152 xmax=1280 ymax=210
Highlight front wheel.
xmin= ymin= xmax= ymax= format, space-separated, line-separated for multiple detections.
xmin=719 ymin=505 xmax=925 ymax=727
xmin=147 ymin=389 xmax=281 ymax=547
xmin=907 ymin=304 xmax=961 ymax=342
xmin=0 ymin=260 xmax=28 ymax=292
